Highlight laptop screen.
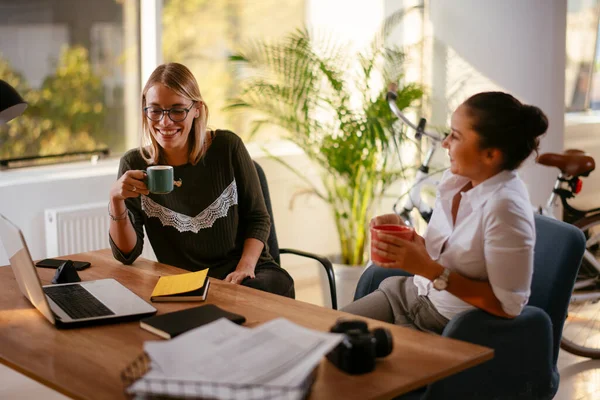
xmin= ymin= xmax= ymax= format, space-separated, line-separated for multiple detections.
xmin=0 ymin=214 xmax=56 ymax=324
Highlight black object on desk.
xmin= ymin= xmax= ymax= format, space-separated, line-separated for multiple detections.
xmin=140 ymin=304 xmax=246 ymax=339
xmin=36 ymin=258 xmax=91 ymax=271
xmin=51 ymin=260 xmax=82 ymax=284
xmin=327 ymin=319 xmax=393 ymax=375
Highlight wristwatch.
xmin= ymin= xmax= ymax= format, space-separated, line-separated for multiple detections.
xmin=432 ymin=268 xmax=450 ymax=291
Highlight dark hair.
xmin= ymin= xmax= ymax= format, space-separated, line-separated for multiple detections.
xmin=463 ymin=91 xmax=548 ymax=170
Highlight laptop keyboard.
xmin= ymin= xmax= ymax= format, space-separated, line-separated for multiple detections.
xmin=44 ymin=284 xmax=115 ymax=320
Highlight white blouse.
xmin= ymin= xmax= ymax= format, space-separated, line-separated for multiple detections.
xmin=413 ymin=169 xmax=535 ymax=319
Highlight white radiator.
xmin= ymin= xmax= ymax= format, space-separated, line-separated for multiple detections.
xmin=44 ymin=202 xmax=156 ymax=261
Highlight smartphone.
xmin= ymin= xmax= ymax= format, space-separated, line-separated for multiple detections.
xmin=35 ymin=258 xmax=91 ymax=271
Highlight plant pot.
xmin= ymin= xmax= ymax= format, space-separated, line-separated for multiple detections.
xmin=320 ymin=263 xmax=367 ymax=309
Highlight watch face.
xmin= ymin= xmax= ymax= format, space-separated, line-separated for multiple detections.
xmin=433 ymin=278 xmax=447 ymax=291
xmin=433 ymin=268 xmax=450 ymax=291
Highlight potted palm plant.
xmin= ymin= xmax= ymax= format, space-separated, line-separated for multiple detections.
xmin=227 ymin=10 xmax=424 ymax=307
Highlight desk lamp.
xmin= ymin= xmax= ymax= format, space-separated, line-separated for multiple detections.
xmin=0 ymin=79 xmax=27 ymax=125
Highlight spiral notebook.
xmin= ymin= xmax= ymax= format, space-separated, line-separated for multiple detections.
xmin=126 ymin=318 xmax=343 ymax=400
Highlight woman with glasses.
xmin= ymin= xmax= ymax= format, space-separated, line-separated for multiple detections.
xmin=108 ymin=62 xmax=294 ymax=298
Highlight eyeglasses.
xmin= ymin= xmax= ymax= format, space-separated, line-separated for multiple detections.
xmin=144 ymin=102 xmax=196 ymax=122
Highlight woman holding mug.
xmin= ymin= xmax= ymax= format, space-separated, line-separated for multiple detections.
xmin=108 ymin=62 xmax=294 ymax=298
xmin=342 ymin=91 xmax=548 ymax=333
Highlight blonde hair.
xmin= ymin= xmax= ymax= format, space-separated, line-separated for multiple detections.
xmin=140 ymin=63 xmax=212 ymax=165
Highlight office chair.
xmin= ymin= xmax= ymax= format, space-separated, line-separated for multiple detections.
xmin=353 ymin=214 xmax=586 ymax=400
xmin=253 ymin=161 xmax=338 ymax=309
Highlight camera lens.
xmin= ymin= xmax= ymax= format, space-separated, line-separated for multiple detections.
xmin=373 ymin=328 xmax=393 ymax=357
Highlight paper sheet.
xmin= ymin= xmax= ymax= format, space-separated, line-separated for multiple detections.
xmin=128 ymin=318 xmax=343 ymax=400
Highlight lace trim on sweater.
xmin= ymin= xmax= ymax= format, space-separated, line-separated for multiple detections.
xmin=141 ymin=180 xmax=238 ymax=233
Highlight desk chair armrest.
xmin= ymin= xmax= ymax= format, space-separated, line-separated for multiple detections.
xmin=279 ymin=248 xmax=337 ymax=310
xmin=424 ymin=305 xmax=557 ymax=400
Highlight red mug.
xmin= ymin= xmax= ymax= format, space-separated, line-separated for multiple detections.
xmin=370 ymin=224 xmax=415 ymax=264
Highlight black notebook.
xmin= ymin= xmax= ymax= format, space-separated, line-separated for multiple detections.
xmin=140 ymin=304 xmax=246 ymax=339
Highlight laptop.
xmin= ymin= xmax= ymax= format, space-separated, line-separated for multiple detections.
xmin=0 ymin=213 xmax=157 ymax=328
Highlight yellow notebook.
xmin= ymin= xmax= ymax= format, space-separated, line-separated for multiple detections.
xmin=150 ymin=269 xmax=210 ymax=302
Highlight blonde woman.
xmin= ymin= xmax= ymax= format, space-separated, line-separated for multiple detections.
xmin=108 ymin=63 xmax=294 ymax=298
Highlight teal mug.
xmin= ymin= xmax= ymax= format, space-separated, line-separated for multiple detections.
xmin=145 ymin=166 xmax=174 ymax=194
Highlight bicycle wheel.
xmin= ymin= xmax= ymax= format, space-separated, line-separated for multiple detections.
xmin=560 ymin=214 xmax=600 ymax=359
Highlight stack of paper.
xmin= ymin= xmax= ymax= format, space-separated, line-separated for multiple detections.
xmin=127 ymin=318 xmax=343 ymax=400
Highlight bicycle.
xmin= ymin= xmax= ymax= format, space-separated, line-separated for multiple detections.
xmin=387 ymin=89 xmax=600 ymax=359
xmin=386 ymin=89 xmax=446 ymax=228
xmin=537 ymin=150 xmax=600 ymax=358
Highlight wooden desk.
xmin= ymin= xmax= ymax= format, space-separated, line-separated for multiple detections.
xmin=0 ymin=250 xmax=493 ymax=400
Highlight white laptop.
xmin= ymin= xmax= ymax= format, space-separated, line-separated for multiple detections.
xmin=0 ymin=214 xmax=156 ymax=328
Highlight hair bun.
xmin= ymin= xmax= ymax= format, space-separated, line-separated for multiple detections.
xmin=521 ymin=105 xmax=548 ymax=138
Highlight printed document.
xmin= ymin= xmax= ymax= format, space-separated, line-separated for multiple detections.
xmin=127 ymin=318 xmax=343 ymax=400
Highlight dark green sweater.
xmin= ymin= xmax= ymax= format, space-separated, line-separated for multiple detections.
xmin=109 ymin=130 xmax=275 ymax=279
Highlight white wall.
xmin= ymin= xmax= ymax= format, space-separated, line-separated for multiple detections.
xmin=429 ymin=0 xmax=568 ymax=207
xmin=0 ymin=162 xmax=117 ymax=263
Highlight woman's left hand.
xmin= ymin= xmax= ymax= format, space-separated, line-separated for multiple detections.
xmin=225 ymin=262 xmax=256 ymax=285
xmin=373 ymin=232 xmax=437 ymax=277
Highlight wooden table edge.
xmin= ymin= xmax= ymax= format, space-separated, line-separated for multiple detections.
xmin=0 ymin=357 xmax=82 ymax=400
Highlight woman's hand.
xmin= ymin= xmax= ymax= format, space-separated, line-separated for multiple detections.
xmin=372 ymin=232 xmax=440 ymax=279
xmin=370 ymin=213 xmax=405 ymax=228
xmin=110 ymin=170 xmax=149 ymax=201
xmin=225 ymin=262 xmax=256 ymax=285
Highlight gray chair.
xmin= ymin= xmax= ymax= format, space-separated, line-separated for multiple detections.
xmin=253 ymin=161 xmax=338 ymax=309
xmin=354 ymin=214 xmax=586 ymax=399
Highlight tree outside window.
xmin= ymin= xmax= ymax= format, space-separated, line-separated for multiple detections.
xmin=0 ymin=0 xmax=139 ymax=166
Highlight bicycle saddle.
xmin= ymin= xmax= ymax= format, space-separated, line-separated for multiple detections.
xmin=536 ymin=150 xmax=596 ymax=177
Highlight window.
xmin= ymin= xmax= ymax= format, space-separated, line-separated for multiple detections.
xmin=566 ymin=0 xmax=600 ymax=111
xmin=593 ymin=23 xmax=600 ymax=109
xmin=0 ymin=0 xmax=140 ymax=166
xmin=161 ymin=0 xmax=305 ymax=142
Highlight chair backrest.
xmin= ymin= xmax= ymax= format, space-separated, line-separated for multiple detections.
xmin=528 ymin=214 xmax=586 ymax=364
xmin=253 ymin=161 xmax=281 ymax=265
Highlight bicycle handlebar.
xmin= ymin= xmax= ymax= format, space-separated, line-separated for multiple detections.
xmin=386 ymin=90 xmax=445 ymax=143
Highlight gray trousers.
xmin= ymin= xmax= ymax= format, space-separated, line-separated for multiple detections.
xmin=342 ymin=276 xmax=449 ymax=334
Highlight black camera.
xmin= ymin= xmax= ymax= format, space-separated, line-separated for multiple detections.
xmin=326 ymin=319 xmax=393 ymax=375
